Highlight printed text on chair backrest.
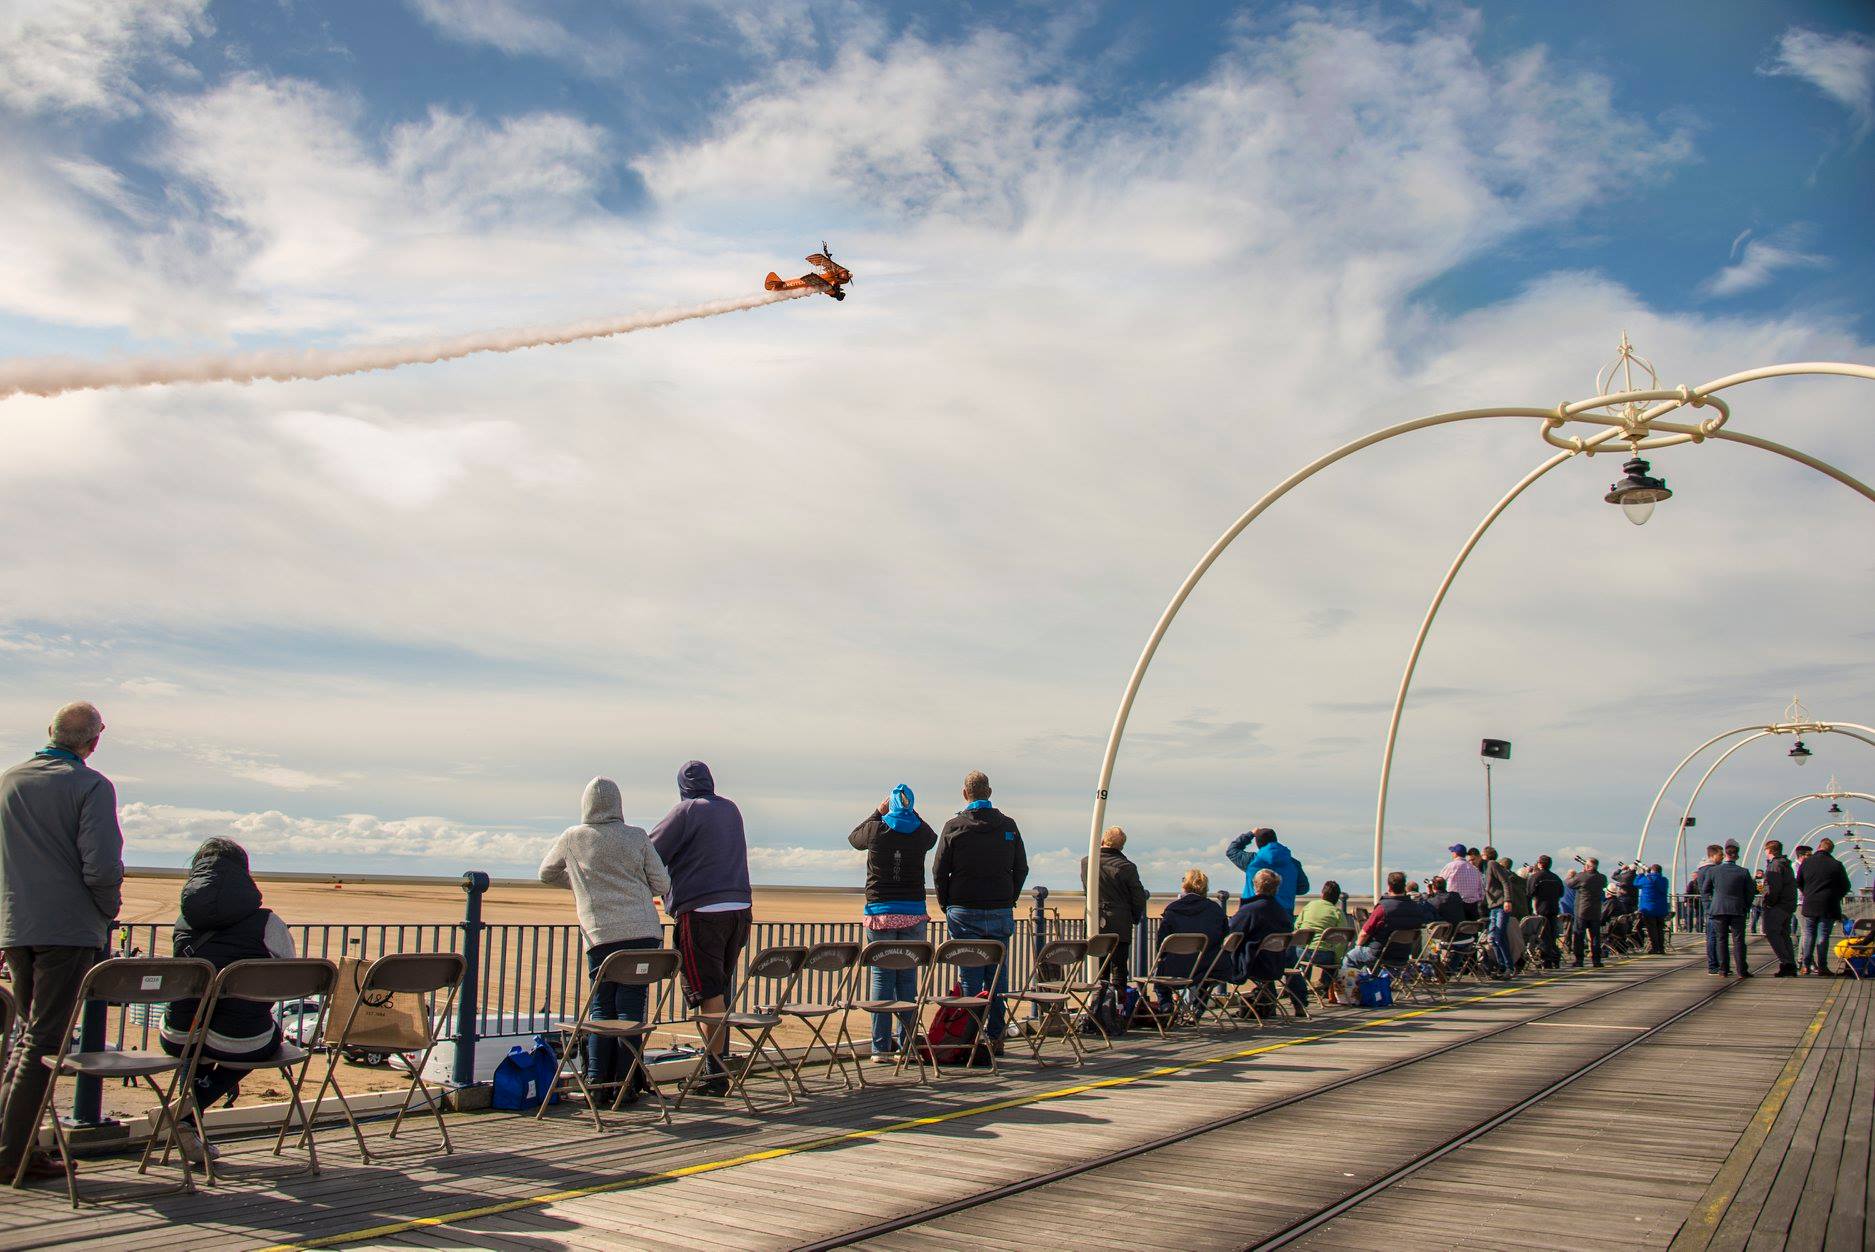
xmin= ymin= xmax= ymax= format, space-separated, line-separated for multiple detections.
xmin=83 ymin=957 xmax=214 ymax=1006
xmin=595 ymin=947 xmax=682 ymax=987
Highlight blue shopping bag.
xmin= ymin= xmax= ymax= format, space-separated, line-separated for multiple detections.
xmin=1357 ymin=970 xmax=1394 ymax=1008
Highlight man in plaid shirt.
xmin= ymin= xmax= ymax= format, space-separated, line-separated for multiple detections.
xmin=1438 ymin=843 xmax=1486 ymax=920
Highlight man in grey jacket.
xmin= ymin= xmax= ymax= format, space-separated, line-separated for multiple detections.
xmin=0 ymin=702 xmax=125 ymax=1182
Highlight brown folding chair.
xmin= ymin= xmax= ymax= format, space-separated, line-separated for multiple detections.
xmin=928 ymin=939 xmax=1006 ymax=1077
xmin=542 ymin=947 xmax=683 ymax=1130
xmin=1187 ymin=931 xmax=1246 ymax=1030
xmin=1133 ymin=932 xmax=1209 ymax=1037
xmin=1374 ymin=927 xmax=1434 ymax=1003
xmin=777 ymin=941 xmax=864 ymax=1092
xmin=1299 ymin=927 xmax=1357 ymax=1008
xmin=14 ymin=957 xmax=214 ymax=1206
xmin=1240 ymin=932 xmax=1304 ymax=1021
xmin=1034 ymin=932 xmax=1118 ymax=1049
xmin=835 ymin=939 xmax=934 ymax=1082
xmin=674 ymin=945 xmax=806 ymax=1113
xmin=173 ymin=959 xmax=337 ymax=1184
xmin=301 ymin=952 xmax=464 ymax=1162
xmin=1003 ymin=939 xmax=1088 ymax=1066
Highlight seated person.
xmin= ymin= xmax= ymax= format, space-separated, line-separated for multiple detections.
xmin=1154 ymin=869 xmax=1227 ymax=1011
xmin=1424 ymin=875 xmax=1468 ymax=928
xmin=1297 ymin=880 xmax=1353 ymax=1001
xmin=1227 ymin=869 xmax=1306 ymax=1017
xmin=1345 ymin=871 xmax=1435 ymax=968
xmin=159 ymin=838 xmax=295 ymax=1164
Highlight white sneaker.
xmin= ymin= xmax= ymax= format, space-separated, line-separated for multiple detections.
xmin=174 ymin=1125 xmax=219 ymax=1165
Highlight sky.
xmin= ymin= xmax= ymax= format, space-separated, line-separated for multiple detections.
xmin=2 ymin=0 xmax=1873 ymax=897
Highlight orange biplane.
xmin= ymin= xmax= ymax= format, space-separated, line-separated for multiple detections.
xmin=765 ymin=243 xmax=852 ymax=301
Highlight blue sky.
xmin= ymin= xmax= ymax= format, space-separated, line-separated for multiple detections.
xmin=1 ymin=1 xmax=1873 ymax=893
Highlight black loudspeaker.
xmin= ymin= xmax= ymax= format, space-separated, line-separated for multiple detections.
xmin=1480 ymin=738 xmax=1512 ymax=761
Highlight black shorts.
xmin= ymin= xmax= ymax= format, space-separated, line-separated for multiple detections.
xmin=675 ymin=908 xmax=751 ymax=1007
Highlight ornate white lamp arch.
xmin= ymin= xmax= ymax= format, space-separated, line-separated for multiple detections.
xmin=1799 ymin=820 xmax=1875 ymax=844
xmin=1084 ymin=347 xmax=1875 ymax=925
xmin=1634 ymin=698 xmax=1875 ymax=888
xmin=1741 ymin=780 xmax=1875 ymax=865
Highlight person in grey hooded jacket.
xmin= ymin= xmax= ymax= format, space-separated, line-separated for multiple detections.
xmin=541 ymin=777 xmax=670 ymax=1093
xmin=0 ymin=701 xmax=124 ymax=1183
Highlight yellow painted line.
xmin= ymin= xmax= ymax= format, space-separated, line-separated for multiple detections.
xmin=261 ymin=959 xmax=1639 ymax=1250
xmin=1668 ymin=981 xmax=1843 ymax=1250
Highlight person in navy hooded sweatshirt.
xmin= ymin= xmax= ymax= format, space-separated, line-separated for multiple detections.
xmin=650 ymin=760 xmax=751 ymax=1097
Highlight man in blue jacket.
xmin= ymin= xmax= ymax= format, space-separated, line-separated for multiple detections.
xmin=1225 ymin=828 xmax=1309 ymax=914
xmin=1701 ymin=841 xmax=1756 ymax=978
xmin=1634 ymin=862 xmax=1670 ymax=955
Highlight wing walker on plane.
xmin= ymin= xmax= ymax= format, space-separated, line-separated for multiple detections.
xmin=765 ymin=243 xmax=852 ymax=301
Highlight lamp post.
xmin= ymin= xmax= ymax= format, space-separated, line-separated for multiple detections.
xmin=1083 ymin=345 xmax=1875 ymax=926
xmin=1741 ymin=779 xmax=1875 ymax=865
xmin=1480 ymin=739 xmax=1511 ymax=844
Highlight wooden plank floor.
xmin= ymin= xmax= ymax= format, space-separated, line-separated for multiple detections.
xmin=1296 ymin=962 xmax=1866 ymax=1250
xmin=857 ymin=952 xmax=1797 ymax=1251
xmin=0 ymin=942 xmax=1856 ymax=1252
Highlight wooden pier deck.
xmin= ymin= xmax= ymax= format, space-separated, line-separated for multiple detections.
xmin=0 ymin=938 xmax=1864 ymax=1251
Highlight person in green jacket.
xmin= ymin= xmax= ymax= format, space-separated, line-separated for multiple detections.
xmin=1296 ymin=881 xmax=1353 ymax=1003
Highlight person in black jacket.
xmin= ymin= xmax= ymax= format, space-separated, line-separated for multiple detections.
xmin=1759 ymin=839 xmax=1799 ymax=976
xmin=1226 ymin=869 xmax=1306 ymax=1017
xmin=1153 ymin=869 xmax=1227 ymax=1011
xmin=1526 ymin=855 xmax=1564 ymax=968
xmin=849 ymin=784 xmax=939 ymax=1060
xmin=1797 ymin=838 xmax=1852 ymax=975
xmin=1081 ymin=827 xmax=1150 ymax=992
xmin=933 ymin=771 xmax=1028 ymax=1045
xmin=1424 ymin=875 xmax=1468 ymax=928
xmin=1564 ymin=858 xmax=1608 ymax=968
xmin=159 ymin=839 xmax=295 ymax=1164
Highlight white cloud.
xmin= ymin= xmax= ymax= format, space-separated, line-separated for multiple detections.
xmin=274 ymin=410 xmax=579 ymax=509
xmin=119 ymin=677 xmax=183 ymax=698
xmin=1701 ymin=227 xmax=1828 ymax=297
xmin=0 ymin=0 xmax=208 ymax=115
xmin=120 ymin=801 xmax=548 ymax=863
xmin=1762 ymin=26 xmax=1875 ymax=139
xmin=405 ymin=0 xmax=629 ymax=75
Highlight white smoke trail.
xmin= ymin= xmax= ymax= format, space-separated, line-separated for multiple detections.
xmin=0 ymin=288 xmax=813 ymax=401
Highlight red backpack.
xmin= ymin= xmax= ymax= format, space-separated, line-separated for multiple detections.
xmin=918 ymin=983 xmax=990 ymax=1066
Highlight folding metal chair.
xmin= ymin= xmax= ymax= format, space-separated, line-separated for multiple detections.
xmin=1515 ymin=916 xmax=1547 ymax=974
xmin=542 ymin=947 xmax=684 ymax=1130
xmin=1132 ymin=932 xmax=1210 ymax=1037
xmin=1003 ymin=939 xmax=1088 ymax=1066
xmin=1034 ymin=932 xmax=1118 ymax=1049
xmin=173 ymin=959 xmax=337 ymax=1184
xmin=1445 ymin=920 xmax=1487 ymax=983
xmin=675 ymin=945 xmax=806 ymax=1113
xmin=777 ymin=941 xmax=864 ymax=1092
xmin=834 ymin=939 xmax=934 ymax=1082
xmin=301 ymin=952 xmax=464 ymax=1163
xmin=15 ymin=957 xmax=214 ymax=1206
xmin=928 ymin=939 xmax=1006 ymax=1077
xmin=1187 ymin=931 xmax=1246 ymax=1030
xmin=1299 ymin=927 xmax=1357 ymax=1008
xmin=1244 ymin=932 xmax=1305 ymax=1020
xmin=1375 ymin=928 xmax=1435 ymax=1003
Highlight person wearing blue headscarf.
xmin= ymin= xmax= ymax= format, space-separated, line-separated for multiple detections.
xmin=849 ymin=785 xmax=938 ymax=1060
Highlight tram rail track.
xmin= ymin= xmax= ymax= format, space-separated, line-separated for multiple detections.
xmin=796 ymin=956 xmax=1755 ymax=1251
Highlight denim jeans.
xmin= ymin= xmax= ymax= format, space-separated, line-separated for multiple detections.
xmin=585 ymin=935 xmax=660 ymax=1085
xmin=1706 ymin=915 xmax=1746 ymax=974
xmin=1801 ymin=916 xmax=1837 ymax=972
xmin=944 ymin=906 xmax=1014 ymax=1039
xmin=865 ymin=920 xmax=926 ymax=1054
xmin=1488 ymin=907 xmax=1513 ymax=971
